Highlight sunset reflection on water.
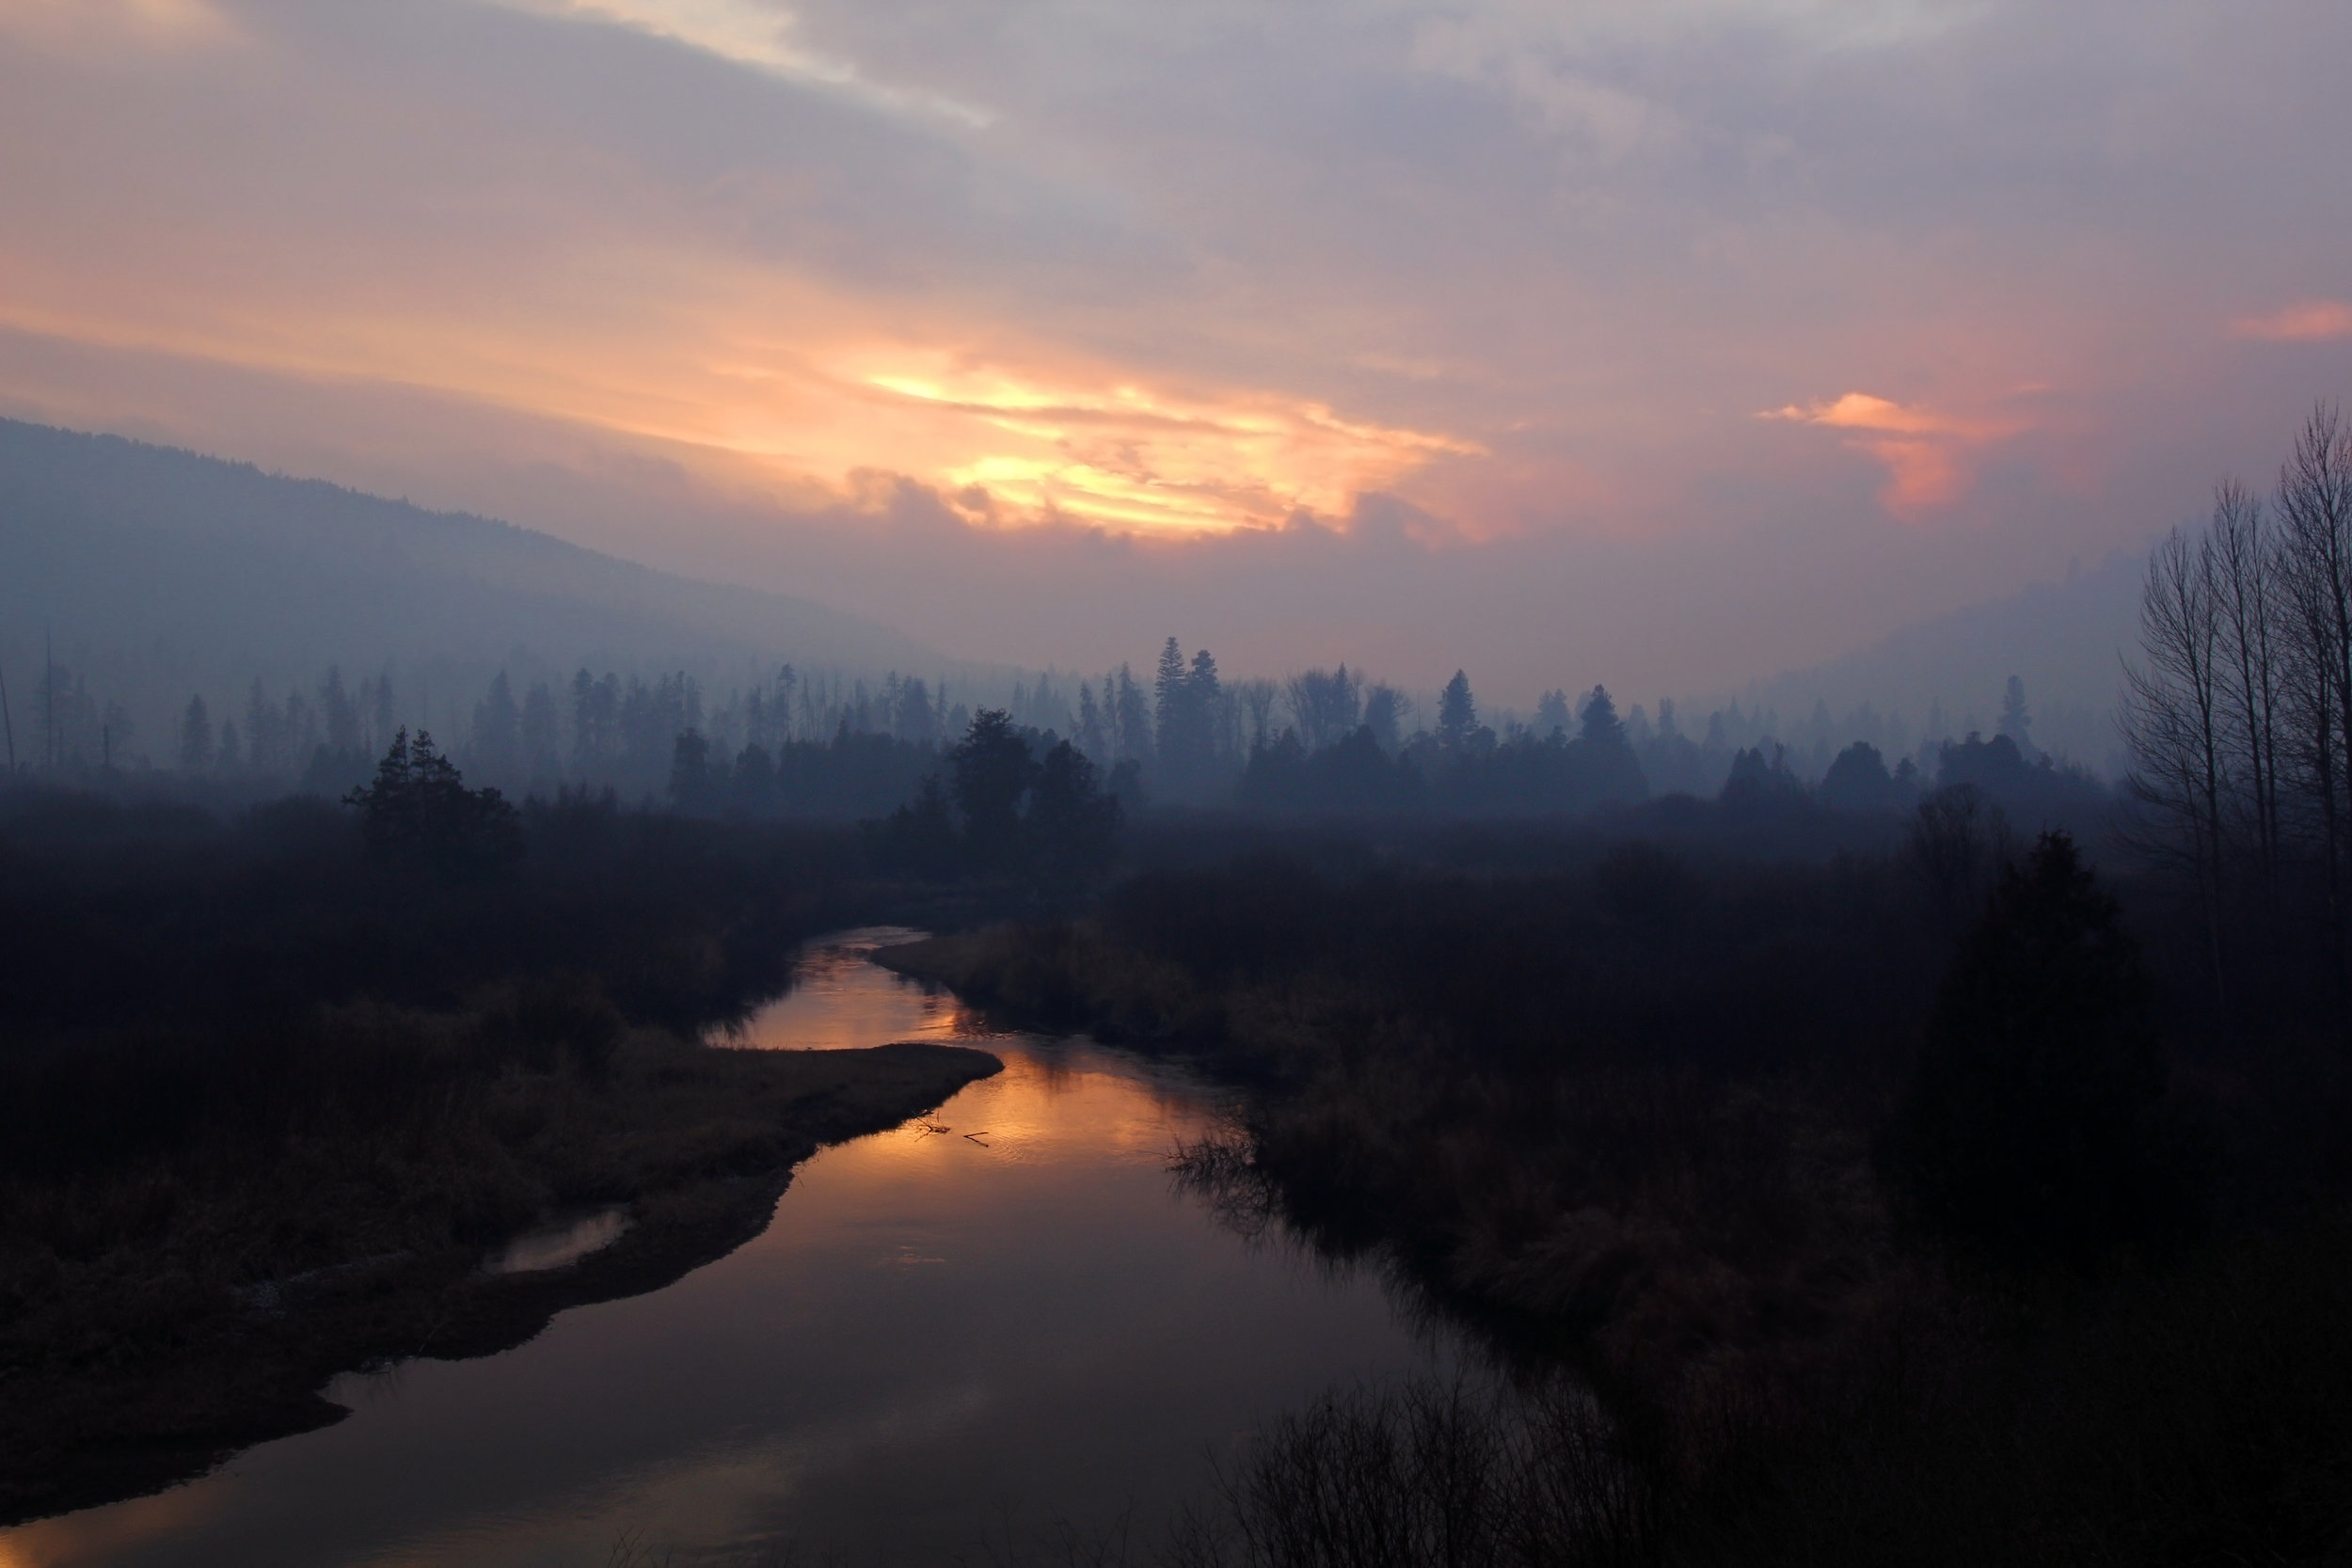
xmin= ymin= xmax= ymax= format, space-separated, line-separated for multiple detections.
xmin=0 ymin=928 xmax=1438 ymax=1567
xmin=716 ymin=926 xmax=987 ymax=1053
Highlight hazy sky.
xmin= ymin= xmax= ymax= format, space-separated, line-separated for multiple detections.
xmin=1 ymin=0 xmax=2347 ymax=700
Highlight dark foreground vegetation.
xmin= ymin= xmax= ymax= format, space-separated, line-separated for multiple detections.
xmin=887 ymin=803 xmax=2352 ymax=1564
xmin=862 ymin=407 xmax=2352 ymax=1567
xmin=0 ymin=759 xmax=997 ymax=1526
xmin=14 ymin=406 xmax=2352 ymax=1561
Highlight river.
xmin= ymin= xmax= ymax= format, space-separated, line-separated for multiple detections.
xmin=1 ymin=928 xmax=1449 ymax=1567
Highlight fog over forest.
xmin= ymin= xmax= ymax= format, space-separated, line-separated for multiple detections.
xmin=11 ymin=1 xmax=2352 ymax=1560
xmin=3 ymin=419 xmax=2123 ymax=813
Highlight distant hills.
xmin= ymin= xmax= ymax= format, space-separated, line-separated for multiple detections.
xmin=0 ymin=419 xmax=952 ymax=751
xmin=0 ymin=416 xmax=2153 ymax=780
xmin=1722 ymin=551 xmax=2143 ymax=772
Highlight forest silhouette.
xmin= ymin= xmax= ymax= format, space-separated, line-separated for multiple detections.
xmin=7 ymin=410 xmax=2352 ymax=1561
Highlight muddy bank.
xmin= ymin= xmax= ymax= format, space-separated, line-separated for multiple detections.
xmin=0 ymin=1037 xmax=998 ymax=1528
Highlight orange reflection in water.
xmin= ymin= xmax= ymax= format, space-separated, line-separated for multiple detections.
xmin=3 ymin=929 xmax=1431 ymax=1568
xmin=716 ymin=926 xmax=991 ymax=1053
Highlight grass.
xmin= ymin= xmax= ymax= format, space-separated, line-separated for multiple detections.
xmin=0 ymin=1015 xmax=998 ymax=1527
xmin=882 ymin=845 xmax=2352 ymax=1565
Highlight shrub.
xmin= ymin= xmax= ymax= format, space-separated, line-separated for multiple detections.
xmin=1880 ymin=831 xmax=2197 ymax=1267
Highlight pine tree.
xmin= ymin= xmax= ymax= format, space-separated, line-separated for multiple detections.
xmin=1153 ymin=637 xmax=1189 ymax=761
xmin=178 ymin=695 xmax=213 ymax=773
xmin=1997 ymin=674 xmax=2035 ymax=755
xmin=344 ymin=728 xmax=521 ymax=876
xmin=1437 ymin=671 xmax=1477 ymax=752
xmin=1881 ymin=832 xmax=2193 ymax=1265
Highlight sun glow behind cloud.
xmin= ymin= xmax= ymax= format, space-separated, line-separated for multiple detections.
xmin=856 ymin=362 xmax=1482 ymax=533
xmin=0 ymin=165 xmax=1486 ymax=543
xmin=1 ymin=0 xmax=2349 ymax=691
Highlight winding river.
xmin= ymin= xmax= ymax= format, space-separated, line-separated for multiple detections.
xmin=1 ymin=929 xmax=1449 ymax=1567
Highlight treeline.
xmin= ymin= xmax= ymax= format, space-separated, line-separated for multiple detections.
xmin=899 ymin=803 xmax=2344 ymax=1562
xmin=861 ymin=711 xmax=1122 ymax=889
xmin=2123 ymin=403 xmax=2352 ymax=1028
xmin=19 ymin=628 xmax=2103 ymax=832
xmin=54 ymin=662 xmax=968 ymax=814
xmin=663 ymin=644 xmax=2099 ymax=832
xmin=0 ymin=751 xmax=1015 ymax=1523
xmin=0 ymin=769 xmax=848 ymax=1100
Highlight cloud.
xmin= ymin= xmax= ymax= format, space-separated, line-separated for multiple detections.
xmin=1765 ymin=392 xmax=2025 ymax=515
xmin=2233 ymin=301 xmax=2352 ymax=343
xmin=856 ymin=363 xmax=1481 ymax=533
xmin=0 ymin=0 xmax=234 ymax=49
xmin=480 ymin=0 xmax=991 ymax=123
xmin=5 ymin=0 xmax=2352 ymax=682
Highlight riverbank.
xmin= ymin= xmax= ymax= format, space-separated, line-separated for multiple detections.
xmin=0 ymin=1027 xmax=998 ymax=1527
xmin=875 ymin=860 xmax=2352 ymax=1563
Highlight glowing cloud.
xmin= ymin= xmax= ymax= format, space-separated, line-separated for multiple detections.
xmin=2233 ymin=301 xmax=2352 ymax=342
xmin=1765 ymin=392 xmax=2021 ymax=517
xmin=852 ymin=359 xmax=1483 ymax=534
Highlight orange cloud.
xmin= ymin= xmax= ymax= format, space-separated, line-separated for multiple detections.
xmin=0 ymin=0 xmax=234 ymax=49
xmin=2233 ymin=301 xmax=2352 ymax=342
xmin=1763 ymin=391 xmax=2023 ymax=517
xmin=853 ymin=360 xmax=1481 ymax=533
xmin=0 ymin=238 xmax=1476 ymax=540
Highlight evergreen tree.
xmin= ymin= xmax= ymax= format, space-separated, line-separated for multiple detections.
xmin=1437 ymin=671 xmax=1477 ymax=752
xmin=1077 ymin=681 xmax=1106 ymax=761
xmin=344 ymin=728 xmax=522 ymax=876
xmin=668 ymin=729 xmax=714 ymax=812
xmin=472 ymin=671 xmax=521 ymax=781
xmin=1572 ymin=686 xmax=1646 ymax=805
xmin=1112 ymin=664 xmax=1152 ymax=765
xmin=1153 ymin=637 xmax=1189 ymax=760
xmin=949 ymin=708 xmax=1037 ymax=863
xmin=1362 ymin=684 xmax=1405 ymax=753
xmin=1576 ymin=685 xmax=1626 ymax=748
xmin=1029 ymin=738 xmax=1120 ymax=883
xmin=1881 ymin=832 xmax=2193 ymax=1266
xmin=1187 ymin=647 xmax=1222 ymax=762
xmin=1819 ymin=740 xmax=1898 ymax=812
xmin=178 ymin=695 xmax=213 ymax=773
xmin=320 ymin=666 xmax=360 ymax=755
xmin=1997 ymin=674 xmax=2035 ymax=755
xmin=521 ymin=681 xmax=561 ymax=779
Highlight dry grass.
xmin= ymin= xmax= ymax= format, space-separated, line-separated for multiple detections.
xmin=0 ymin=1021 xmax=997 ymax=1526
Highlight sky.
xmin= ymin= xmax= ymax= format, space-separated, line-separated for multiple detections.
xmin=0 ymin=0 xmax=2347 ymax=703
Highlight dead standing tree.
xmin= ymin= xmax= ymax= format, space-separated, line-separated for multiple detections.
xmin=2211 ymin=481 xmax=2284 ymax=928
xmin=2273 ymin=404 xmax=2352 ymax=1026
xmin=2122 ymin=520 xmax=2230 ymax=1007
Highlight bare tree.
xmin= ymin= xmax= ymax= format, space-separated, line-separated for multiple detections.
xmin=1234 ymin=679 xmax=1280 ymax=753
xmin=1284 ymin=666 xmax=1360 ymax=752
xmin=2272 ymin=404 xmax=2352 ymax=1013
xmin=1905 ymin=784 xmax=2011 ymax=934
xmin=2209 ymin=481 xmax=2283 ymax=925
xmin=2122 ymin=523 xmax=2229 ymax=1002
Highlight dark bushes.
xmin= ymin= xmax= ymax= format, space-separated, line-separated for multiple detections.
xmin=1881 ymin=831 xmax=2201 ymax=1267
xmin=0 ymin=782 xmax=855 ymax=1180
xmin=1170 ymin=1378 xmax=1662 ymax=1568
xmin=343 ymin=727 xmax=521 ymax=877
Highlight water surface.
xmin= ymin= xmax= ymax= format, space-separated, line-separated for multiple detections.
xmin=3 ymin=927 xmax=1446 ymax=1567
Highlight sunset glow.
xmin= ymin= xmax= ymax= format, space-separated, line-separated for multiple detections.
xmin=0 ymin=0 xmax=2345 ymax=688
